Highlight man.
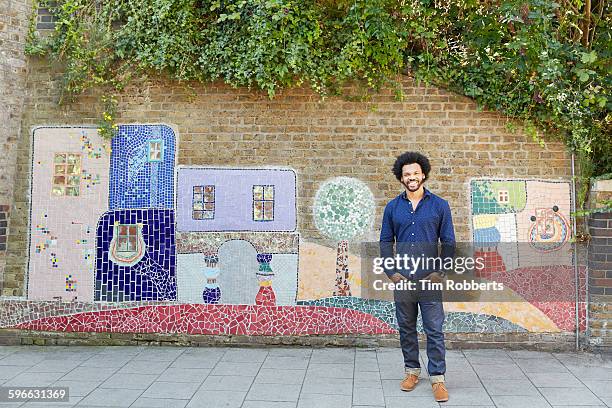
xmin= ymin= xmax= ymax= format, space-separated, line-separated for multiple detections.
xmin=380 ymin=151 xmax=455 ymax=403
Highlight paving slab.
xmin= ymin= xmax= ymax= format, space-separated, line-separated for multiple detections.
xmin=60 ymin=367 xmax=117 ymax=382
xmin=254 ymin=368 xmax=306 ymax=385
xmin=539 ymin=387 xmax=605 ymax=406
xmin=141 ymin=381 xmax=201 ymax=400
xmin=52 ymin=379 xmax=102 ymax=396
xmin=220 ymin=348 xmax=269 ymax=363
xmin=77 ymin=387 xmax=142 ymax=407
xmin=301 ymin=376 xmax=352 ymax=396
xmin=479 ymin=378 xmax=540 ymax=396
xmin=298 ymin=393 xmax=352 ymax=408
xmin=262 ymin=356 xmax=310 ymax=370
xmin=472 ymin=363 xmax=527 ymax=380
xmin=210 ymin=362 xmax=262 ymax=377
xmin=187 ymin=390 xmax=246 ymax=408
xmin=131 ymin=397 xmax=188 ymax=408
xmin=99 ymin=373 xmax=157 ymax=390
xmin=306 ymin=363 xmax=353 ymax=379
xmin=26 ymin=360 xmax=81 ymax=373
xmin=526 ymin=371 xmax=584 ymax=388
xmin=3 ymin=372 xmax=66 ymax=387
xmin=491 ymin=395 xmax=553 ymax=408
xmin=352 ymin=386 xmax=385 ymax=406
xmin=582 ymin=379 xmax=612 ymax=398
xmin=117 ymin=360 xmax=171 ymax=375
xmin=242 ymin=402 xmax=297 ymax=408
xmin=132 ymin=347 xmax=185 ymax=362
xmin=200 ymin=375 xmax=255 ymax=391
xmin=245 ymin=383 xmax=302 ymax=402
xmin=158 ymin=367 xmax=211 ymax=383
xmin=384 ymin=395 xmax=440 ymax=408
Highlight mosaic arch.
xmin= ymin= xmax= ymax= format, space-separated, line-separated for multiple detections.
xmin=9 ymin=130 xmax=587 ymax=336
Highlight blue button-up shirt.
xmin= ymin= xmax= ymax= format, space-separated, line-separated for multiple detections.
xmin=379 ymin=188 xmax=456 ymax=279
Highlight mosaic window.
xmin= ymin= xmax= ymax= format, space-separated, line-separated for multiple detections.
xmin=148 ymin=140 xmax=163 ymax=162
xmin=52 ymin=153 xmax=81 ymax=196
xmin=193 ymin=185 xmax=215 ymax=220
xmin=498 ymin=190 xmax=509 ymax=203
xmin=253 ymin=185 xmax=274 ymax=221
xmin=109 ymin=223 xmax=146 ymax=266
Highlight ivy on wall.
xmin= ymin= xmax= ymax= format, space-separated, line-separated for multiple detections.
xmin=26 ymin=0 xmax=610 ymax=199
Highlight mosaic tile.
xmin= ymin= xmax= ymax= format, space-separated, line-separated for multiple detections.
xmin=297 ymin=297 xmax=528 ymax=333
xmin=109 ymin=125 xmax=176 ymax=209
xmin=27 ymin=127 xmax=111 ymax=302
xmin=176 ymin=167 xmax=296 ymax=232
xmin=9 ymin=304 xmax=396 ymax=335
xmin=176 ymin=232 xmax=299 ymax=254
xmin=95 ymin=209 xmax=176 ymax=301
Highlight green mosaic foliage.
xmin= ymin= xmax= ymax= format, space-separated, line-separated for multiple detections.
xmin=313 ymin=177 xmax=375 ymax=241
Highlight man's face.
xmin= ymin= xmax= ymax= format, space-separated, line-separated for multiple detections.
xmin=401 ymin=163 xmax=426 ymax=192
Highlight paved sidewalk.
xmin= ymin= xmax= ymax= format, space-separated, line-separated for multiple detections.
xmin=0 ymin=346 xmax=610 ymax=407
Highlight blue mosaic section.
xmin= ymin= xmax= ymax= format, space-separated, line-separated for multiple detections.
xmin=96 ymin=209 xmax=177 ymax=301
xmin=109 ymin=124 xmax=176 ymax=209
xmin=298 ymin=297 xmax=527 ymax=333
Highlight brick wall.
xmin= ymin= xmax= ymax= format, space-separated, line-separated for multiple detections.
xmin=2 ymin=57 xmax=574 ymax=296
xmin=0 ymin=0 xmax=31 ymax=292
xmin=588 ymin=180 xmax=612 ymax=350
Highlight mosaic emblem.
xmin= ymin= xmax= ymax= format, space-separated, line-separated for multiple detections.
xmin=203 ymin=252 xmax=221 ymax=304
xmin=528 ymin=206 xmax=570 ymax=252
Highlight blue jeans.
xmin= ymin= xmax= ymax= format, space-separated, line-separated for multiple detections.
xmin=394 ymin=289 xmax=446 ymax=376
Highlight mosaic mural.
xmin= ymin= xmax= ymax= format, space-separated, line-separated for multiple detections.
xmin=7 ymin=127 xmax=586 ymax=337
xmin=469 ymin=179 xmax=586 ymax=332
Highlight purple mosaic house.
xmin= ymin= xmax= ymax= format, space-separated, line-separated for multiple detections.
xmin=175 ymin=167 xmax=297 ymax=232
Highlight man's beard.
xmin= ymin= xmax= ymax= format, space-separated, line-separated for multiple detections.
xmin=402 ymin=178 xmax=424 ymax=192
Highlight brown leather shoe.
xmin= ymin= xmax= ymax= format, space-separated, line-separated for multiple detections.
xmin=432 ymin=381 xmax=449 ymax=402
xmin=400 ymin=373 xmax=419 ymax=391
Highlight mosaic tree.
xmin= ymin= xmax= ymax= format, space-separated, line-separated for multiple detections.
xmin=313 ymin=177 xmax=375 ymax=296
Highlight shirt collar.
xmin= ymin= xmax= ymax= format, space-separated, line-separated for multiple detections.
xmin=402 ymin=188 xmax=431 ymax=200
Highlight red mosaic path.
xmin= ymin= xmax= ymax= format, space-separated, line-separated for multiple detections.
xmin=475 ymin=250 xmax=587 ymax=331
xmin=13 ymin=304 xmax=397 ymax=335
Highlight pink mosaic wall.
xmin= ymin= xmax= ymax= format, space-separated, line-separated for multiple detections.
xmin=27 ymin=127 xmax=110 ymax=302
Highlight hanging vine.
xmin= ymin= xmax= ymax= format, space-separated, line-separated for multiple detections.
xmin=26 ymin=0 xmax=611 ymax=204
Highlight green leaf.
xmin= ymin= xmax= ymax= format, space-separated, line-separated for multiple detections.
xmin=580 ymin=51 xmax=597 ymax=64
